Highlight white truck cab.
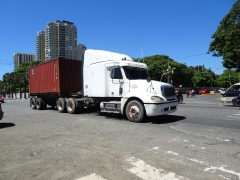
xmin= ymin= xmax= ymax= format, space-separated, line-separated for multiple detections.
xmin=83 ymin=49 xmax=178 ymax=122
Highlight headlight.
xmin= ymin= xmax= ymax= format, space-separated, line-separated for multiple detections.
xmin=151 ymin=96 xmax=165 ymax=102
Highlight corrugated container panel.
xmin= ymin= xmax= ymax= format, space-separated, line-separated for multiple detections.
xmin=29 ymin=58 xmax=82 ymax=95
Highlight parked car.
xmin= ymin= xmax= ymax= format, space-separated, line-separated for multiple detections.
xmin=218 ymin=88 xmax=226 ymax=93
xmin=221 ymin=90 xmax=226 ymax=96
xmin=210 ymin=89 xmax=217 ymax=93
xmin=199 ymin=88 xmax=210 ymax=95
xmin=0 ymin=102 xmax=3 ymax=120
xmin=0 ymin=95 xmax=4 ymax=103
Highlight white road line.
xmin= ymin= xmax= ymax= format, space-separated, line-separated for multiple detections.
xmin=148 ymin=147 xmax=159 ymax=151
xmin=184 ymin=102 xmax=221 ymax=105
xmin=76 ymin=173 xmax=107 ymax=180
xmin=204 ymin=165 xmax=240 ymax=179
xmin=126 ymin=157 xmax=188 ymax=180
xmin=233 ymin=114 xmax=240 ymax=115
xmin=165 ymin=151 xmax=240 ymax=179
xmin=227 ymin=116 xmax=240 ymax=119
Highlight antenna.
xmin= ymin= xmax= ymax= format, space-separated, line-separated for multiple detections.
xmin=107 ymin=40 xmax=114 ymax=60
xmin=141 ymin=49 xmax=144 ymax=63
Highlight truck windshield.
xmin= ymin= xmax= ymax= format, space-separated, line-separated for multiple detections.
xmin=122 ymin=66 xmax=148 ymax=80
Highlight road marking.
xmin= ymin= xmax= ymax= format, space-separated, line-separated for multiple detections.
xmin=165 ymin=150 xmax=240 ymax=179
xmin=126 ymin=157 xmax=188 ymax=180
xmin=184 ymin=102 xmax=221 ymax=105
xmin=76 ymin=173 xmax=106 ymax=180
xmin=166 ymin=151 xmax=179 ymax=156
xmin=233 ymin=114 xmax=240 ymax=115
xmin=169 ymin=137 xmax=180 ymax=142
xmin=204 ymin=165 xmax=240 ymax=179
xmin=227 ymin=116 xmax=240 ymax=119
xmin=148 ymin=147 xmax=159 ymax=151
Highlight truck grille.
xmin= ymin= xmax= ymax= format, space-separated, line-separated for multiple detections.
xmin=161 ymin=85 xmax=176 ymax=101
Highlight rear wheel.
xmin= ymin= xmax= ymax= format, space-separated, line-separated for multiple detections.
xmin=66 ymin=98 xmax=78 ymax=114
xmin=36 ymin=98 xmax=43 ymax=110
xmin=125 ymin=100 xmax=145 ymax=122
xmin=57 ymin=98 xmax=67 ymax=113
xmin=31 ymin=97 xmax=36 ymax=109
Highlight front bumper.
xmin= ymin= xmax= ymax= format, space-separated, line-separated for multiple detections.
xmin=144 ymin=101 xmax=178 ymax=116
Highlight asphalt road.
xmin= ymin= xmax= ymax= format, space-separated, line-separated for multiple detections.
xmin=0 ymin=94 xmax=240 ymax=180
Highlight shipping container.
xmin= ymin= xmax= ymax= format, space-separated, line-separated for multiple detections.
xmin=29 ymin=58 xmax=82 ymax=96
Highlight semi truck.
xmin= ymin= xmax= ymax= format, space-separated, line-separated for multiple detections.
xmin=29 ymin=49 xmax=178 ymax=122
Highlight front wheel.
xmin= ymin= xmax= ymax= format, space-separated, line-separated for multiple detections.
xmin=232 ymin=99 xmax=240 ymax=107
xmin=125 ymin=100 xmax=145 ymax=122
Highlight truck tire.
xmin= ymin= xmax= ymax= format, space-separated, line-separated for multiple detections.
xmin=66 ymin=98 xmax=78 ymax=114
xmin=36 ymin=98 xmax=43 ymax=110
xmin=31 ymin=97 xmax=36 ymax=109
xmin=125 ymin=100 xmax=145 ymax=122
xmin=57 ymin=98 xmax=67 ymax=113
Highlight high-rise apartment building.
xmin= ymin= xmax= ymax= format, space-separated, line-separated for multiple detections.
xmin=44 ymin=20 xmax=78 ymax=61
xmin=13 ymin=53 xmax=35 ymax=70
xmin=36 ymin=31 xmax=45 ymax=61
xmin=77 ymin=44 xmax=87 ymax=61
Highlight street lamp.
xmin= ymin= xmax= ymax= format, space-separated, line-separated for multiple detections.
xmin=160 ymin=73 xmax=166 ymax=82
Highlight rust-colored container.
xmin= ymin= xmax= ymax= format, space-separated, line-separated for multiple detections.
xmin=29 ymin=58 xmax=82 ymax=96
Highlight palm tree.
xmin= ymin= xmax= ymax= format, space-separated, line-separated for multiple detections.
xmin=0 ymin=80 xmax=7 ymax=96
xmin=18 ymin=73 xmax=28 ymax=99
xmin=3 ymin=73 xmax=11 ymax=98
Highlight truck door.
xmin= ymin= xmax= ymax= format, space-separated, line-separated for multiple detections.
xmin=109 ymin=66 xmax=124 ymax=97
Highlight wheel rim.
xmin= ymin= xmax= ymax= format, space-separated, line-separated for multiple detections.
xmin=36 ymin=101 xmax=40 ymax=107
xmin=58 ymin=101 xmax=63 ymax=111
xmin=31 ymin=99 xmax=35 ymax=107
xmin=129 ymin=105 xmax=140 ymax=119
xmin=68 ymin=101 xmax=73 ymax=111
xmin=59 ymin=102 xmax=63 ymax=108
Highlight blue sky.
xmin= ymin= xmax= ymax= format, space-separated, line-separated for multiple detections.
xmin=0 ymin=0 xmax=236 ymax=80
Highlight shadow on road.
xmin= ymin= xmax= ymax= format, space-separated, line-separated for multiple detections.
xmin=97 ymin=112 xmax=185 ymax=124
xmin=146 ymin=115 xmax=186 ymax=124
xmin=0 ymin=123 xmax=15 ymax=129
xmin=43 ymin=107 xmax=186 ymax=124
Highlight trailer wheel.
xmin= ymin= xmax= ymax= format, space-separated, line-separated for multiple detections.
xmin=125 ymin=100 xmax=145 ymax=122
xmin=57 ymin=98 xmax=67 ymax=113
xmin=67 ymin=98 xmax=77 ymax=114
xmin=31 ymin=97 xmax=36 ymax=109
xmin=36 ymin=98 xmax=43 ymax=110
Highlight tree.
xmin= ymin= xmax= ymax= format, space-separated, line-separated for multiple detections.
xmin=0 ymin=80 xmax=7 ymax=95
xmin=171 ymin=62 xmax=194 ymax=87
xmin=15 ymin=60 xmax=41 ymax=74
xmin=143 ymin=55 xmax=172 ymax=82
xmin=2 ymin=73 xmax=11 ymax=97
xmin=10 ymin=72 xmax=19 ymax=99
xmin=208 ymin=0 xmax=240 ymax=70
xmin=192 ymin=71 xmax=215 ymax=87
xmin=216 ymin=69 xmax=240 ymax=87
